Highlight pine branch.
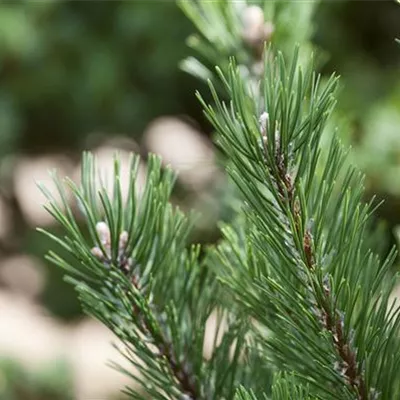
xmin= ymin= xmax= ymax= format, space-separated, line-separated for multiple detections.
xmin=265 ymin=113 xmax=367 ymax=399
xmin=36 ymin=1 xmax=400 ymax=398
xmin=91 ymin=221 xmax=198 ymax=398
xmin=258 ymin=94 xmax=368 ymax=397
xmin=199 ymin=49 xmax=400 ymax=399
xmin=179 ymin=0 xmax=319 ymax=90
xmin=38 ymin=152 xmax=267 ymax=399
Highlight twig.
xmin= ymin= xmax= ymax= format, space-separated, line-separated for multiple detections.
xmin=130 ymin=275 xmax=199 ymax=400
xmin=270 ymin=141 xmax=368 ymax=400
xmin=92 ymin=223 xmax=199 ymax=399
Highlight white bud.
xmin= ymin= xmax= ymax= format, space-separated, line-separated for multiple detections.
xmin=96 ymin=221 xmax=110 ymax=245
xmin=259 ymin=112 xmax=269 ymax=135
xmin=91 ymin=247 xmax=104 ymax=260
xmin=242 ymin=6 xmax=265 ymax=43
xmin=263 ymin=21 xmax=275 ymax=40
xmin=251 ymin=60 xmax=264 ymax=76
xmin=119 ymin=230 xmax=129 ymax=250
xmin=242 ymin=6 xmax=274 ymax=48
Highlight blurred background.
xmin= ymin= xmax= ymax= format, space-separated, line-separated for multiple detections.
xmin=0 ymin=1 xmax=399 ymax=399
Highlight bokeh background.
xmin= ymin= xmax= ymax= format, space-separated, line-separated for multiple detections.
xmin=0 ymin=1 xmax=400 ymax=399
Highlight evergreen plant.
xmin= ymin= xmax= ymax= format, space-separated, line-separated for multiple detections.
xmin=39 ymin=1 xmax=400 ymax=399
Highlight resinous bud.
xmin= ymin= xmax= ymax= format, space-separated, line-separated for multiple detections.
xmin=96 ymin=221 xmax=111 ymax=245
xmin=242 ymin=5 xmax=265 ymax=43
xmin=259 ymin=111 xmax=269 ymax=136
xmin=91 ymin=246 xmax=104 ymax=260
xmin=119 ymin=230 xmax=129 ymax=250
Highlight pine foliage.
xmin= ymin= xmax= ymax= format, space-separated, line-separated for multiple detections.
xmin=39 ymin=1 xmax=400 ymax=399
xmin=38 ymin=154 xmax=266 ymax=399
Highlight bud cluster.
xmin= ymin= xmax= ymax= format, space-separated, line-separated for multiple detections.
xmin=91 ymin=221 xmax=133 ymax=275
xmin=241 ymin=5 xmax=274 ymax=59
xmin=258 ymin=112 xmax=282 ymax=163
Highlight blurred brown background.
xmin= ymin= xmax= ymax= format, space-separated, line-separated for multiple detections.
xmin=0 ymin=1 xmax=400 ymax=399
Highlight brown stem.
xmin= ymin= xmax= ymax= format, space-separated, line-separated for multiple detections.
xmin=273 ymin=150 xmax=368 ymax=400
xmin=320 ymin=284 xmax=367 ymax=399
xmin=130 ymin=275 xmax=198 ymax=399
xmin=157 ymin=340 xmax=197 ymax=399
xmin=93 ymin=229 xmax=199 ymax=399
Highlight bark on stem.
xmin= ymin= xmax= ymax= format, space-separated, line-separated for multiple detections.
xmin=272 ymin=148 xmax=368 ymax=400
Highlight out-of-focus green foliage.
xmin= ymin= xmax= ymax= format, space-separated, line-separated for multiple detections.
xmin=0 ymin=358 xmax=73 ymax=400
xmin=0 ymin=0 xmax=200 ymax=321
xmin=1 ymin=0 xmax=400 ymax=398
xmin=315 ymin=1 xmax=400 ymax=204
xmin=0 ymin=1 xmax=197 ymax=155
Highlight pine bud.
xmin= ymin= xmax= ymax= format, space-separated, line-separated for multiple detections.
xmin=251 ymin=60 xmax=264 ymax=77
xmin=96 ymin=221 xmax=111 ymax=246
xmin=91 ymin=246 xmax=104 ymax=260
xmin=262 ymin=21 xmax=274 ymax=42
xmin=242 ymin=6 xmax=274 ymax=52
xmin=259 ymin=111 xmax=269 ymax=138
xmin=119 ymin=230 xmax=129 ymax=250
xmin=242 ymin=6 xmax=265 ymax=45
xmin=180 ymin=395 xmax=193 ymax=400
